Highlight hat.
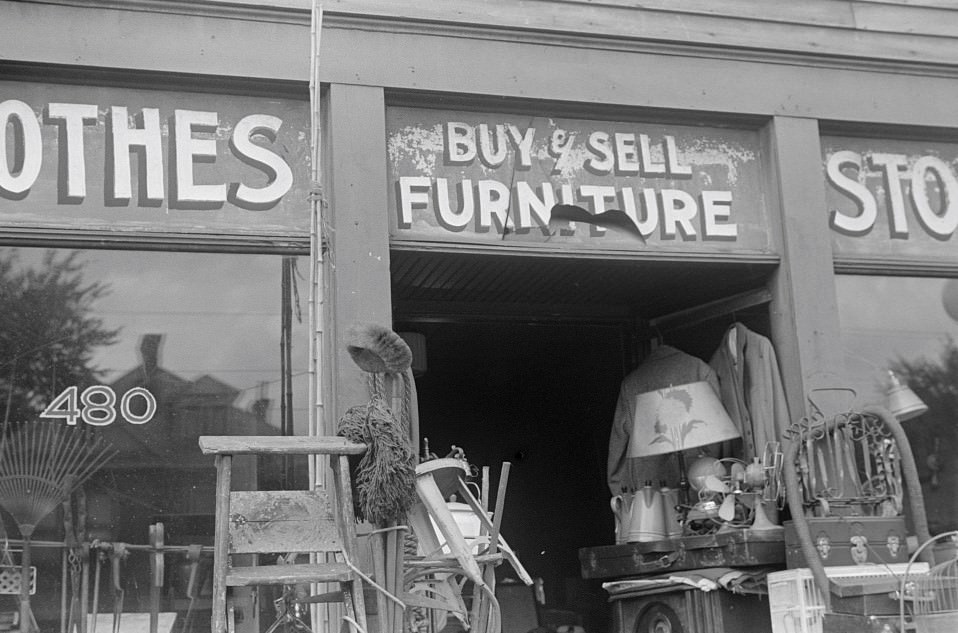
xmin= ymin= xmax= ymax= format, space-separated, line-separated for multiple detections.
xmin=345 ymin=322 xmax=413 ymax=374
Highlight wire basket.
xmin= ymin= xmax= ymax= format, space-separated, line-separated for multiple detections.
xmin=900 ymin=531 xmax=958 ymax=633
xmin=0 ymin=565 xmax=36 ymax=596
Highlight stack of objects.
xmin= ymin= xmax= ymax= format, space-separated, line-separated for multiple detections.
xmin=780 ymin=399 xmax=935 ymax=632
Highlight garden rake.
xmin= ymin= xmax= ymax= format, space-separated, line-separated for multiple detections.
xmin=0 ymin=422 xmax=115 ymax=632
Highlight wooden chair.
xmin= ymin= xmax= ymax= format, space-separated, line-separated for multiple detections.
xmin=198 ymin=435 xmax=368 ymax=633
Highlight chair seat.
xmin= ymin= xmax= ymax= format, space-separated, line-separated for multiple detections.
xmin=225 ymin=561 xmax=353 ymax=587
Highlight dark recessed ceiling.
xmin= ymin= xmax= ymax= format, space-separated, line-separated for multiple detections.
xmin=391 ymin=249 xmax=776 ymax=325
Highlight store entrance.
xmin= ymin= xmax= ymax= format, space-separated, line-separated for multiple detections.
xmin=391 ymin=249 xmax=776 ymax=632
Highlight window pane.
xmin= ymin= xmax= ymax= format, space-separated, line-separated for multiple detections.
xmin=837 ymin=274 xmax=958 ymax=534
xmin=0 ymin=247 xmax=308 ymax=628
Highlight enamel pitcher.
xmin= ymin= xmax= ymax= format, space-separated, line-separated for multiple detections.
xmin=626 ymin=483 xmax=666 ymax=542
xmin=610 ymin=492 xmax=633 ymax=544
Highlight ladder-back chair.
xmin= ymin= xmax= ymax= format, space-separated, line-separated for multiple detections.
xmin=198 ymin=435 xmax=368 ymax=633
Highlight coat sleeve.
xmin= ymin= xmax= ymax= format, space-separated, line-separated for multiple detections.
xmin=607 ymin=383 xmax=633 ymax=496
xmin=747 ymin=335 xmax=792 ymax=450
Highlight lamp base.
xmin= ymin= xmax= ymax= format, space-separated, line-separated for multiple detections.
xmin=750 ymin=495 xmax=782 ymax=533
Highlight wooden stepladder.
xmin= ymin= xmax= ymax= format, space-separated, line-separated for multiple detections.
xmin=199 ymin=435 xmax=368 ymax=633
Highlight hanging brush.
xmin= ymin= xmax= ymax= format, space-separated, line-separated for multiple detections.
xmin=0 ymin=421 xmax=116 ymax=632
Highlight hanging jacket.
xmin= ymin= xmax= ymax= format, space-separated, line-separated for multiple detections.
xmin=708 ymin=322 xmax=791 ymax=463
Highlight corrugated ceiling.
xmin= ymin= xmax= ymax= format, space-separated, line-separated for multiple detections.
xmin=391 ymin=249 xmax=776 ymax=324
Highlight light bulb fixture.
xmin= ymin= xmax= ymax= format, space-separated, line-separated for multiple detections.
xmin=884 ymin=370 xmax=928 ymax=421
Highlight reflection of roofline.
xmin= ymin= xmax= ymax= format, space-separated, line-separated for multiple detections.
xmin=191 ymin=374 xmax=240 ymax=397
xmin=109 ymin=365 xmax=189 ymax=390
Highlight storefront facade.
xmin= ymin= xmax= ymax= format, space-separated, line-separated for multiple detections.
xmin=3 ymin=0 xmax=958 ymax=630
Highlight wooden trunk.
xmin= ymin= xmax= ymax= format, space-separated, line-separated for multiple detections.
xmin=579 ymin=529 xmax=785 ymax=580
xmin=783 ymin=517 xmax=908 ymax=568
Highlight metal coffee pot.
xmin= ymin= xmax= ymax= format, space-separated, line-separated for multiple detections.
xmin=626 ymin=482 xmax=666 ymax=542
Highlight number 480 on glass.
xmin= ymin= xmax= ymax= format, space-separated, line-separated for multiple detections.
xmin=40 ymin=385 xmax=157 ymax=426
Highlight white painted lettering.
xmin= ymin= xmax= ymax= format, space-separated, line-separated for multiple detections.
xmin=47 ymin=103 xmax=98 ymax=199
xmin=435 ymin=177 xmax=474 ymax=230
xmin=639 ymin=134 xmax=667 ymax=175
xmin=579 ymin=184 xmax=618 ymax=235
xmin=911 ymin=155 xmax=958 ymax=238
xmin=868 ymin=153 xmax=910 ymax=238
xmin=516 ymin=181 xmax=554 ymax=233
xmin=665 ymin=135 xmax=692 ymax=176
xmin=585 ymin=131 xmax=614 ymax=174
xmin=614 ymin=133 xmax=640 ymax=174
xmin=640 ymin=189 xmax=660 ymax=236
xmin=478 ymin=124 xmax=508 ymax=168
xmin=230 ymin=114 xmax=294 ymax=206
xmin=827 ymin=151 xmax=876 ymax=235
xmin=0 ymin=99 xmax=42 ymax=195
xmin=110 ymin=106 xmax=163 ymax=202
xmin=397 ymin=176 xmax=432 ymax=228
xmin=506 ymin=124 xmax=535 ymax=169
xmin=445 ymin=122 xmax=476 ymax=164
xmin=174 ymin=110 xmax=226 ymax=204
xmin=477 ymin=179 xmax=511 ymax=232
xmin=701 ymin=190 xmax=737 ymax=239
xmin=660 ymin=189 xmax=698 ymax=238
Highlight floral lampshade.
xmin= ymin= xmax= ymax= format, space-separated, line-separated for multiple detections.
xmin=628 ymin=381 xmax=741 ymax=458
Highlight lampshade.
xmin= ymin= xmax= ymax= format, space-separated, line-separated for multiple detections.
xmin=884 ymin=371 xmax=928 ymax=421
xmin=628 ymin=381 xmax=741 ymax=458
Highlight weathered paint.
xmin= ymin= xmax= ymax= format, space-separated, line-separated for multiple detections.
xmin=386 ymin=107 xmax=772 ymax=254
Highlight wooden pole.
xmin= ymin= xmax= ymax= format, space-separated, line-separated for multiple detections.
xmin=308 ymin=4 xmax=328 ymax=633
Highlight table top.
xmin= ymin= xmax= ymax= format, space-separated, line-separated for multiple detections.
xmin=579 ymin=528 xmax=786 ymax=580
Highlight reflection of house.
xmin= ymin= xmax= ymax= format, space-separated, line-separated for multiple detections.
xmin=89 ymin=334 xmax=278 ymax=544
xmin=104 ymin=334 xmax=276 ymax=471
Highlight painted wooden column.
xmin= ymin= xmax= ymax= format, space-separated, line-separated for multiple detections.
xmin=325 ymin=83 xmax=392 ymax=430
xmin=764 ymin=115 xmax=848 ymax=421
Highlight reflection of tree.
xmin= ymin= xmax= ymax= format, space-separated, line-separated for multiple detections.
xmin=0 ymin=250 xmax=119 ymax=424
xmin=891 ymin=337 xmax=958 ymax=533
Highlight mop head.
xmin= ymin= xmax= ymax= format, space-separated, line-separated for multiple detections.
xmin=346 ymin=323 xmax=412 ymax=374
xmin=337 ymin=396 xmax=416 ymax=525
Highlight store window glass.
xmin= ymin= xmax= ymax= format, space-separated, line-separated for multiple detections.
xmin=0 ymin=247 xmax=308 ymax=629
xmin=837 ymin=274 xmax=958 ymax=535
